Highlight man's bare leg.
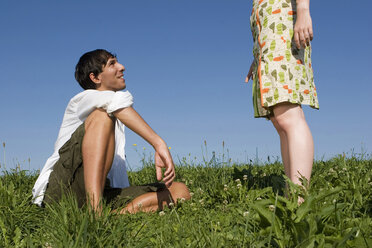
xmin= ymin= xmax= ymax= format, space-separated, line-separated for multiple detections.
xmin=82 ymin=108 xmax=115 ymax=211
xmin=121 ymin=182 xmax=191 ymax=214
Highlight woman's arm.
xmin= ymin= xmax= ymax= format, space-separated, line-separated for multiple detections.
xmin=294 ymin=0 xmax=313 ymax=49
xmin=113 ymin=107 xmax=175 ymax=187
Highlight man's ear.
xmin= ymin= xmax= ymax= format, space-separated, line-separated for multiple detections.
xmin=89 ymin=72 xmax=101 ymax=86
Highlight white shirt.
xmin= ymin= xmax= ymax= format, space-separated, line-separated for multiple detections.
xmin=32 ymin=89 xmax=134 ymax=206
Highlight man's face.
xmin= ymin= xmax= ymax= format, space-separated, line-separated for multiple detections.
xmin=96 ymin=57 xmax=126 ymax=91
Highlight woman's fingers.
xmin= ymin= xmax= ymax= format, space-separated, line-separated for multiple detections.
xmin=305 ymin=32 xmax=310 ymax=46
xmin=294 ymin=31 xmax=301 ymax=49
xmin=299 ymin=30 xmax=307 ymax=49
xmin=296 ymin=28 xmax=313 ymax=49
xmin=246 ymin=71 xmax=252 ymax=83
xmin=245 ymin=61 xmax=254 ymax=83
xmin=309 ymin=27 xmax=314 ymax=41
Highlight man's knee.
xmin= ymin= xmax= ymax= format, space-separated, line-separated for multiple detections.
xmin=169 ymin=182 xmax=191 ymax=202
xmin=85 ymin=108 xmax=115 ymax=131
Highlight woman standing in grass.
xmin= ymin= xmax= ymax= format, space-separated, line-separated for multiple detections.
xmin=245 ymin=0 xmax=319 ymax=191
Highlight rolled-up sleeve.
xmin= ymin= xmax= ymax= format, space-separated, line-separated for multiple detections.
xmin=76 ymin=90 xmax=134 ymax=120
xmin=106 ymin=91 xmax=134 ymax=114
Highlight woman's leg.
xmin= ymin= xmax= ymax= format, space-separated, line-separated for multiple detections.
xmin=121 ymin=182 xmax=191 ymax=214
xmin=82 ymin=108 xmax=116 ymax=211
xmin=272 ymin=103 xmax=314 ymax=186
xmin=270 ymin=116 xmax=290 ymax=177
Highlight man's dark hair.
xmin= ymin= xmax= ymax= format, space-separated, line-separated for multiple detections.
xmin=75 ymin=49 xmax=116 ymax=90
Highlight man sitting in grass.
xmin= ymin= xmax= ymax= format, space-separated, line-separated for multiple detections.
xmin=32 ymin=49 xmax=190 ymax=213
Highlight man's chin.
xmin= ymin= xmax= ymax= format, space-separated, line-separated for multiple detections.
xmin=115 ymin=83 xmax=126 ymax=91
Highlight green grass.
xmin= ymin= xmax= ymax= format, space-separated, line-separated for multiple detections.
xmin=0 ymin=154 xmax=371 ymax=247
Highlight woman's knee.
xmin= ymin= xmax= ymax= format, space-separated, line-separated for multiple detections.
xmin=273 ymin=104 xmax=305 ymax=131
xmin=270 ymin=116 xmax=284 ymax=134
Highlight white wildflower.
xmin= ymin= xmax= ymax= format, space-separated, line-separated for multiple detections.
xmin=268 ymin=205 xmax=275 ymax=211
xmin=169 ymin=202 xmax=174 ymax=207
xmin=243 ymin=175 xmax=248 ymax=181
xmin=159 ymin=211 xmax=165 ymax=216
xmin=237 ymin=183 xmax=242 ymax=188
xmin=243 ymin=211 xmax=250 ymax=217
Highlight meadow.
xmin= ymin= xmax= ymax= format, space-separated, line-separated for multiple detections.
xmin=0 ymin=152 xmax=371 ymax=247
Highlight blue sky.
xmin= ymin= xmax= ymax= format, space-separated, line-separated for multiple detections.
xmin=0 ymin=0 xmax=371 ymax=171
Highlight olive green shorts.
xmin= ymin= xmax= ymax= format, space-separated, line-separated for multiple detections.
xmin=43 ymin=123 xmax=165 ymax=209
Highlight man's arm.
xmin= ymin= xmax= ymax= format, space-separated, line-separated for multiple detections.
xmin=113 ymin=107 xmax=175 ymax=187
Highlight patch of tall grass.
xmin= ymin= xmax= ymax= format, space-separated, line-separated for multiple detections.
xmin=0 ymin=153 xmax=371 ymax=247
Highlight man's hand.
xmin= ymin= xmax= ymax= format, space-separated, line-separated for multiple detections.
xmin=245 ymin=61 xmax=255 ymax=83
xmin=113 ymin=107 xmax=176 ymax=187
xmin=294 ymin=3 xmax=313 ymax=49
xmin=155 ymin=149 xmax=175 ymax=187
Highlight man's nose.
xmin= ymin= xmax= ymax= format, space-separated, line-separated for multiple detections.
xmin=118 ymin=63 xmax=125 ymax=71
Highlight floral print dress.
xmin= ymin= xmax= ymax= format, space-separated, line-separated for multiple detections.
xmin=250 ymin=0 xmax=319 ymax=118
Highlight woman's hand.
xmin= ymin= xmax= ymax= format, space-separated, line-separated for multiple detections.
xmin=294 ymin=4 xmax=313 ymax=49
xmin=245 ymin=61 xmax=255 ymax=83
